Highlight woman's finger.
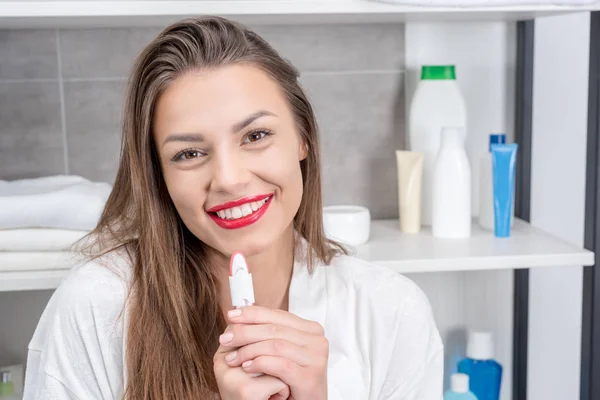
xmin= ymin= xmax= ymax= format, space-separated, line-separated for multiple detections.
xmin=250 ymin=373 xmax=290 ymax=399
xmin=242 ymin=355 xmax=305 ymax=389
xmin=227 ymin=306 xmax=324 ymax=335
xmin=225 ymin=338 xmax=313 ymax=368
xmin=219 ymin=322 xmax=316 ymax=349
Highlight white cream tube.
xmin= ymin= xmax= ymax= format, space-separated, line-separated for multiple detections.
xmin=395 ymin=151 xmax=424 ymax=233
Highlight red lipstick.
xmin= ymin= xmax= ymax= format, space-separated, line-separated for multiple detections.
xmin=207 ymin=194 xmax=273 ymax=230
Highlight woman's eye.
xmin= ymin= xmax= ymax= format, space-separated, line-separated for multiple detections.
xmin=173 ymin=149 xmax=203 ymax=162
xmin=244 ymin=130 xmax=271 ymax=144
xmin=183 ymin=150 xmax=199 ymax=159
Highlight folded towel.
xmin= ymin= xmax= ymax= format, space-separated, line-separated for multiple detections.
xmin=0 ymin=175 xmax=111 ymax=231
xmin=371 ymin=0 xmax=598 ymax=6
xmin=0 ymin=229 xmax=89 ymax=251
xmin=0 ymin=251 xmax=83 ymax=272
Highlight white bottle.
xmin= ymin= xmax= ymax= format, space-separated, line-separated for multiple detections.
xmin=432 ymin=127 xmax=471 ymax=238
xmin=409 ymin=65 xmax=467 ymax=226
xmin=479 ymin=133 xmax=515 ymax=231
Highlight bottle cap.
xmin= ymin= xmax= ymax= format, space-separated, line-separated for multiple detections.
xmin=451 ymin=373 xmax=470 ymax=393
xmin=467 ymin=331 xmax=494 ymax=360
xmin=489 ymin=133 xmax=507 ymax=151
xmin=421 ymin=65 xmax=456 ymax=80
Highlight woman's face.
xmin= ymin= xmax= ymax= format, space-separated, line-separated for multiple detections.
xmin=153 ymin=64 xmax=307 ymax=257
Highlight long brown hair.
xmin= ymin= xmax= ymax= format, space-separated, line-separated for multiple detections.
xmin=79 ymin=16 xmax=344 ymax=399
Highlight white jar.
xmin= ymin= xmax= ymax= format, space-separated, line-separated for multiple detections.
xmin=409 ymin=65 xmax=467 ymax=226
xmin=323 ymin=205 xmax=371 ymax=246
xmin=432 ymin=127 xmax=471 ymax=239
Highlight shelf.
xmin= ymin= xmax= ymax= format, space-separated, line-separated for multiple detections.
xmin=353 ymin=218 xmax=595 ymax=273
xmin=0 ymin=218 xmax=594 ymax=291
xmin=0 ymin=1 xmax=599 ymax=28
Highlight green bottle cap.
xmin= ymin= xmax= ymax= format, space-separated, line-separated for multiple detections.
xmin=421 ymin=65 xmax=456 ymax=80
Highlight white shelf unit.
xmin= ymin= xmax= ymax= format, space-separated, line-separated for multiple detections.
xmin=0 ymin=219 xmax=593 ymax=291
xmin=0 ymin=1 xmax=599 ymax=27
xmin=0 ymin=4 xmax=595 ymax=400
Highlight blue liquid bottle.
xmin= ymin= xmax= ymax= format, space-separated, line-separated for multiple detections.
xmin=444 ymin=373 xmax=478 ymax=400
xmin=458 ymin=331 xmax=502 ymax=400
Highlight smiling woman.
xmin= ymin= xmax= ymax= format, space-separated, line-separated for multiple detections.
xmin=22 ymin=16 xmax=443 ymax=400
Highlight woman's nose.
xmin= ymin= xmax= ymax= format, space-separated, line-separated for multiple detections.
xmin=210 ymin=151 xmax=251 ymax=194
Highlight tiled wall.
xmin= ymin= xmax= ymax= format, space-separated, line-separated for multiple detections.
xmin=0 ymin=23 xmax=405 ymax=219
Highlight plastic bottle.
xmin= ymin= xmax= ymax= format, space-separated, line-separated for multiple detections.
xmin=458 ymin=331 xmax=503 ymax=400
xmin=409 ymin=65 xmax=467 ymax=226
xmin=444 ymin=373 xmax=478 ymax=400
xmin=0 ymin=371 xmax=14 ymax=398
xmin=478 ymin=133 xmax=509 ymax=231
xmin=431 ymin=127 xmax=471 ymax=238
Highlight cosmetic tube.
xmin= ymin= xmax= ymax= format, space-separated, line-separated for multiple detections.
xmin=491 ymin=143 xmax=518 ymax=238
xmin=395 ymin=151 xmax=424 ymax=233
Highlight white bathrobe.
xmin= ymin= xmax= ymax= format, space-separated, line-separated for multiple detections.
xmin=23 ymin=242 xmax=443 ymax=399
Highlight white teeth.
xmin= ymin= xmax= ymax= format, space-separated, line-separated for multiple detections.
xmin=213 ymin=197 xmax=270 ymax=220
xmin=241 ymin=204 xmax=253 ymax=217
xmin=231 ymin=207 xmax=242 ymax=219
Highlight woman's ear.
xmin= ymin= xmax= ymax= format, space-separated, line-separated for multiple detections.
xmin=298 ymin=141 xmax=308 ymax=161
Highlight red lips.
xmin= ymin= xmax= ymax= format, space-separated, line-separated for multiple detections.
xmin=207 ymin=194 xmax=273 ymax=230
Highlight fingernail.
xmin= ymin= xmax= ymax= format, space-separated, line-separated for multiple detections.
xmin=225 ymin=351 xmax=237 ymax=362
xmin=242 ymin=360 xmax=252 ymax=368
xmin=219 ymin=332 xmax=233 ymax=344
xmin=228 ymin=309 xmax=242 ymax=318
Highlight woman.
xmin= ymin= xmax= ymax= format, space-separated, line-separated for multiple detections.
xmin=23 ymin=16 xmax=443 ymax=400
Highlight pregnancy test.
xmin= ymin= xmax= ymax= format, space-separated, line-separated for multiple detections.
xmin=229 ymin=252 xmax=255 ymax=309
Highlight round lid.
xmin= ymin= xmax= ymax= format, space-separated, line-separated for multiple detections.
xmin=467 ymin=331 xmax=494 ymax=360
xmin=451 ymin=373 xmax=470 ymax=393
xmin=421 ymin=65 xmax=456 ymax=80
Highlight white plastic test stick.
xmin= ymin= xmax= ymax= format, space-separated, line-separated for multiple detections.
xmin=229 ymin=252 xmax=255 ymax=309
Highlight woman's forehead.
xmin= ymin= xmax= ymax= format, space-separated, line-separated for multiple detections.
xmin=153 ymin=65 xmax=289 ymax=139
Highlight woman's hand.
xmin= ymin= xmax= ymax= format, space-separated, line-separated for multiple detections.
xmin=219 ymin=306 xmax=329 ymax=400
xmin=214 ymin=339 xmax=291 ymax=400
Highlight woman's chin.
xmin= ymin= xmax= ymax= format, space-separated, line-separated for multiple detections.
xmin=222 ymin=237 xmax=271 ymax=258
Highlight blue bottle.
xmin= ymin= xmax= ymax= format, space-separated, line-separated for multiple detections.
xmin=458 ymin=331 xmax=502 ymax=400
xmin=444 ymin=373 xmax=478 ymax=400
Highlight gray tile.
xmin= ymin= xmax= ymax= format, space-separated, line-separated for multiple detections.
xmin=64 ymin=81 xmax=125 ymax=183
xmin=300 ymin=72 xmax=405 ymax=153
xmin=0 ymin=30 xmax=58 ymax=80
xmin=321 ymin=147 xmax=399 ymax=219
xmin=252 ymin=24 xmax=404 ymax=72
xmin=300 ymin=72 xmax=405 ymax=219
xmin=0 ymin=290 xmax=53 ymax=368
xmin=59 ymin=28 xmax=160 ymax=79
xmin=0 ymin=82 xmax=64 ymax=179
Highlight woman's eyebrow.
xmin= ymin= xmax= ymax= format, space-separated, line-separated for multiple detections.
xmin=232 ymin=110 xmax=276 ymax=132
xmin=162 ymin=133 xmax=204 ymax=148
xmin=162 ymin=110 xmax=277 ymax=148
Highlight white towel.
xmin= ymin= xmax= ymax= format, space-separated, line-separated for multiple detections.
xmin=0 ymin=175 xmax=111 ymax=231
xmin=371 ymin=0 xmax=598 ymax=6
xmin=0 ymin=251 xmax=83 ymax=272
xmin=0 ymin=229 xmax=89 ymax=251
